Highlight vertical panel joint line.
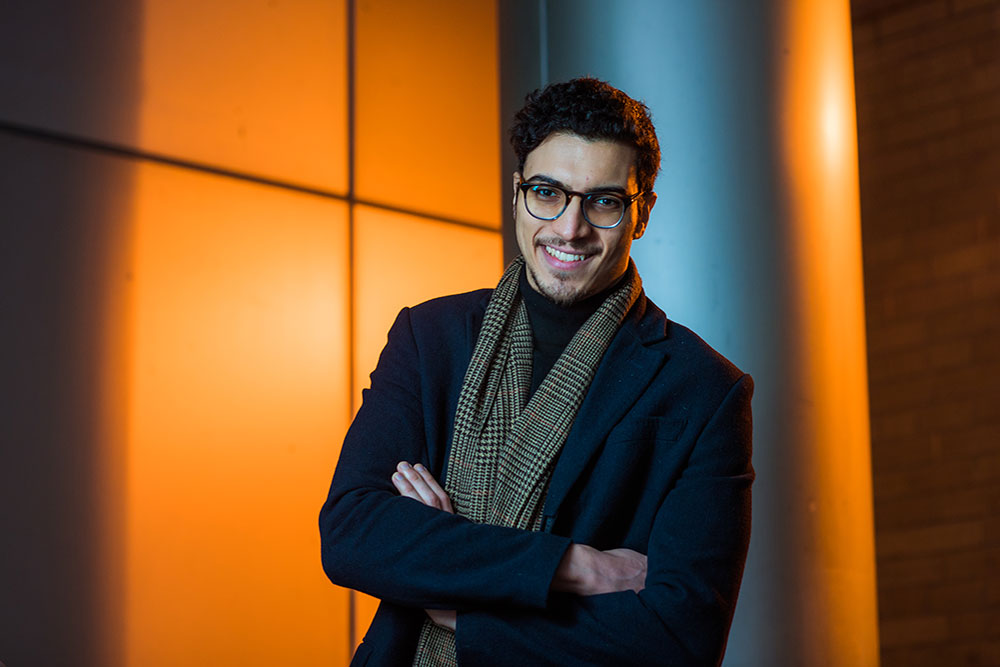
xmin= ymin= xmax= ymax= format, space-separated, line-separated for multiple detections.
xmin=346 ymin=0 xmax=358 ymax=657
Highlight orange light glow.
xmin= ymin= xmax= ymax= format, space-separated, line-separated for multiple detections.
xmin=351 ymin=205 xmax=502 ymax=638
xmin=353 ymin=204 xmax=503 ymax=406
xmin=100 ymin=1 xmax=505 ymax=663
xmin=779 ymin=0 xmax=879 ymax=662
xmin=355 ymin=0 xmax=501 ymax=227
xmin=125 ymin=162 xmax=352 ymax=665
xmin=138 ymin=0 xmax=349 ymax=193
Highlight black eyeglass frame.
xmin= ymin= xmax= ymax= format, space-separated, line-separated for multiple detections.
xmin=516 ymin=180 xmax=646 ymax=229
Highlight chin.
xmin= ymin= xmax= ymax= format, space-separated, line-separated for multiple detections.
xmin=526 ymin=263 xmax=595 ymax=306
xmin=543 ymin=289 xmax=581 ymax=306
xmin=537 ymin=278 xmax=589 ymax=306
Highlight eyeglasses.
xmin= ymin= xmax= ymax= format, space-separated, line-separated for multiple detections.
xmin=517 ymin=180 xmax=645 ymax=229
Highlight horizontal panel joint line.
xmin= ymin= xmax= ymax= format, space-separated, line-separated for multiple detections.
xmin=0 ymin=120 xmax=499 ymax=232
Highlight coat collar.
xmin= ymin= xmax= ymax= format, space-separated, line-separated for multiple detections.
xmin=542 ymin=293 xmax=670 ymax=522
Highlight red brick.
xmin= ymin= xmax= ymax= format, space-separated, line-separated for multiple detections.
xmin=952 ymin=425 xmax=1000 ymax=459
xmin=855 ymin=0 xmax=999 ymax=659
xmin=924 ymin=121 xmax=1000 ymax=162
xmin=961 ymin=92 xmax=1000 ymax=124
xmin=865 ymin=162 xmax=966 ymax=203
xmin=948 ymin=611 xmax=991 ymax=639
xmin=970 ymin=61 xmax=1000 ymax=95
xmin=871 ymin=410 xmax=921 ymax=441
xmin=951 ymin=0 xmax=998 ymax=12
xmin=901 ymin=45 xmax=976 ymax=88
xmin=873 ymin=456 xmax=985 ymax=499
xmin=857 ymin=7 xmax=999 ymax=76
xmin=870 ymin=435 xmax=940 ymax=472
xmin=927 ymin=186 xmax=1000 ymax=222
xmin=877 ymin=487 xmax=993 ymax=531
xmin=883 ymin=640 xmax=1000 ymax=666
xmin=878 ymin=552 xmax=948 ymax=587
xmin=880 ymin=614 xmax=950 ymax=647
xmin=944 ymin=546 xmax=1000 ymax=582
xmin=931 ymin=580 xmax=991 ymax=611
xmin=853 ymin=20 xmax=878 ymax=49
xmin=871 ymin=274 xmax=990 ymax=323
xmin=932 ymin=243 xmax=994 ymax=278
xmin=884 ymin=105 xmax=964 ymax=146
xmin=878 ymin=520 xmax=985 ymax=558
xmin=867 ymin=318 xmax=930 ymax=353
xmin=866 ymin=374 xmax=935 ymax=412
xmin=878 ymin=0 xmax=951 ymax=37
xmin=857 ymin=143 xmax=928 ymax=185
xmin=880 ymin=578 xmax=990 ymax=615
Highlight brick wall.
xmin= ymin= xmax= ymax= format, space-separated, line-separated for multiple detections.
xmin=851 ymin=0 xmax=1000 ymax=664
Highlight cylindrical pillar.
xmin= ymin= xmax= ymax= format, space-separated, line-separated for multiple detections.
xmin=500 ymin=2 xmax=879 ymax=664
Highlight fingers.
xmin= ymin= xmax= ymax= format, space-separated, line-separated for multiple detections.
xmin=391 ymin=462 xmax=454 ymax=514
xmin=391 ymin=466 xmax=422 ymax=502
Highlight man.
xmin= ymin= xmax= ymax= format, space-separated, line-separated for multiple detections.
xmin=320 ymin=78 xmax=753 ymax=666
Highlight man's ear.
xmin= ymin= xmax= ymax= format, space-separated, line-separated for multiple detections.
xmin=511 ymin=172 xmax=522 ymax=218
xmin=633 ymin=191 xmax=657 ymax=240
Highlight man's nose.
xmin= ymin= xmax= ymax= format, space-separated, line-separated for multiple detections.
xmin=551 ymin=196 xmax=591 ymax=240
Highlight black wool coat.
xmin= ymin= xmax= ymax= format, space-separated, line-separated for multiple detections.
xmin=320 ymin=288 xmax=754 ymax=666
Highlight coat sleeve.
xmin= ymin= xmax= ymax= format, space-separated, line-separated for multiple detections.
xmin=319 ymin=305 xmax=572 ymax=611
xmin=454 ymin=374 xmax=754 ymax=667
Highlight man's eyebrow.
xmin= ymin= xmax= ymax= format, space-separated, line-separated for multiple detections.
xmin=523 ymin=174 xmax=566 ymax=188
xmin=523 ymin=173 xmax=628 ymax=195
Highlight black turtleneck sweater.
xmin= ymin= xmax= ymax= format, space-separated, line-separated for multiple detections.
xmin=518 ymin=268 xmax=622 ymax=394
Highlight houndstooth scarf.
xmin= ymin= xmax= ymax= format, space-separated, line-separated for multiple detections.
xmin=412 ymin=255 xmax=642 ymax=666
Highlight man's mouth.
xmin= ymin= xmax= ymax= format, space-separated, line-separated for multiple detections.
xmin=544 ymin=246 xmax=589 ymax=263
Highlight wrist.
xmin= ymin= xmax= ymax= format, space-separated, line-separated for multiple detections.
xmin=552 ymin=543 xmax=596 ymax=594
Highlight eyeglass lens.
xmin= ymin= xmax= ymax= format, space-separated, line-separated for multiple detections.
xmin=524 ymin=185 xmax=624 ymax=227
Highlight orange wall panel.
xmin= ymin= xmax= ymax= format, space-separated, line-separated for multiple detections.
xmin=355 ymin=0 xmax=500 ymax=227
xmin=137 ymin=0 xmax=349 ymax=191
xmin=351 ymin=205 xmax=502 ymax=642
xmin=126 ymin=163 xmax=352 ymax=665
xmin=352 ymin=205 xmax=503 ymax=406
xmin=0 ymin=0 xmax=349 ymax=193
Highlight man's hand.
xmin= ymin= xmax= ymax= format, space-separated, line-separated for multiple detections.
xmin=391 ymin=461 xmax=454 ymax=514
xmin=391 ymin=462 xmax=646 ymax=605
xmin=391 ymin=462 xmax=458 ymax=629
xmin=552 ymin=544 xmax=648 ymax=596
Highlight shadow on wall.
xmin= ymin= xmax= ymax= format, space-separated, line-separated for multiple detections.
xmin=0 ymin=3 xmax=141 ymax=666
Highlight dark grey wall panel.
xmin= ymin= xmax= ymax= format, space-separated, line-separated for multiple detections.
xmin=0 ymin=130 xmax=134 ymax=667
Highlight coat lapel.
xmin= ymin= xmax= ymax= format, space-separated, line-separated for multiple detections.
xmin=542 ymin=296 xmax=669 ymax=521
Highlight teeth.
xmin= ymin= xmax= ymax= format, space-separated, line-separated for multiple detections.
xmin=545 ymin=246 xmax=587 ymax=262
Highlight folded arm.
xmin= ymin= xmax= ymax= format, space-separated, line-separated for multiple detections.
xmin=457 ymin=375 xmax=753 ymax=666
xmin=391 ymin=460 xmax=648 ymax=631
xmin=319 ymin=306 xmax=572 ymax=610
xmin=320 ymin=304 xmax=753 ymax=665
xmin=390 ymin=374 xmax=753 ymax=666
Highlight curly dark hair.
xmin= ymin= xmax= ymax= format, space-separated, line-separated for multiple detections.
xmin=510 ymin=77 xmax=661 ymax=194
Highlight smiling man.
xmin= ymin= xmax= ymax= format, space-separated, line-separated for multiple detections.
xmin=320 ymin=78 xmax=754 ymax=666
xmin=514 ymin=132 xmax=650 ymax=305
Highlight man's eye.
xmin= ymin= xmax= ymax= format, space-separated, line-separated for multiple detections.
xmin=530 ymin=186 xmax=560 ymax=200
xmin=590 ymin=195 xmax=621 ymax=210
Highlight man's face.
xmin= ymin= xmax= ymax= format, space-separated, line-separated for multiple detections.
xmin=514 ymin=132 xmax=654 ymax=306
